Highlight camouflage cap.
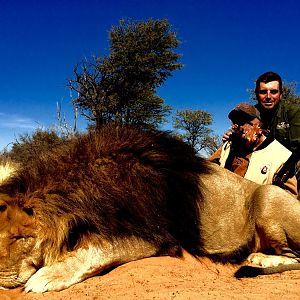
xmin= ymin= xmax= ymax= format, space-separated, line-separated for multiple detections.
xmin=228 ymin=103 xmax=261 ymax=123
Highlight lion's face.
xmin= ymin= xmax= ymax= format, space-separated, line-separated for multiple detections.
xmin=0 ymin=194 xmax=40 ymax=288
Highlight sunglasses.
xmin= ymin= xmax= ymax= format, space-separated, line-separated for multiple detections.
xmin=258 ymin=89 xmax=280 ymax=95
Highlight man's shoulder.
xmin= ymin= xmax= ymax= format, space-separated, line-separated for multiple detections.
xmin=279 ymin=101 xmax=300 ymax=117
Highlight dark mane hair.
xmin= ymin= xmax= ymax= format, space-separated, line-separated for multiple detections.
xmin=1 ymin=124 xmax=211 ymax=259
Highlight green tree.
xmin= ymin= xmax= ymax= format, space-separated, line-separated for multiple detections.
xmin=69 ymin=19 xmax=182 ymax=129
xmin=172 ymin=109 xmax=221 ymax=155
xmin=8 ymin=129 xmax=65 ymax=165
xmin=281 ymin=82 xmax=300 ymax=105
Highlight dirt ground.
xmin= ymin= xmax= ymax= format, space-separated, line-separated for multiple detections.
xmin=1 ymin=251 xmax=300 ymax=300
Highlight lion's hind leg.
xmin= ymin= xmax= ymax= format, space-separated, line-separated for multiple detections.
xmin=235 ymin=251 xmax=300 ymax=278
xmin=235 ymin=262 xmax=300 ymax=278
xmin=24 ymin=237 xmax=159 ymax=293
xmin=253 ymin=185 xmax=300 ymax=256
xmin=235 ymin=185 xmax=300 ymax=278
xmin=246 ymin=252 xmax=299 ymax=267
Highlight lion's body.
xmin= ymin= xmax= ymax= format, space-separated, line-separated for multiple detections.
xmin=199 ymin=165 xmax=300 ymax=260
xmin=0 ymin=124 xmax=299 ymax=292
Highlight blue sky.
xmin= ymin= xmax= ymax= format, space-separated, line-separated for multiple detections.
xmin=1 ymin=0 xmax=300 ymax=151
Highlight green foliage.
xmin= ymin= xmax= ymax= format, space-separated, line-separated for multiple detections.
xmin=108 ymin=19 xmax=182 ymax=88
xmin=7 ymin=129 xmax=65 ymax=164
xmin=69 ymin=19 xmax=181 ymax=129
xmin=173 ymin=109 xmax=221 ymax=155
xmin=281 ymin=82 xmax=300 ymax=105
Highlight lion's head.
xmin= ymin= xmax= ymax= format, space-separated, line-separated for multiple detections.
xmin=0 ymin=125 xmax=209 ymax=291
xmin=0 ymin=194 xmax=41 ymax=288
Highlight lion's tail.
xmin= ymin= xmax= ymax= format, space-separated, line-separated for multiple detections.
xmin=234 ymin=263 xmax=300 ymax=278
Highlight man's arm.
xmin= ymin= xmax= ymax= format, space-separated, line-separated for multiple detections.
xmin=287 ymin=105 xmax=300 ymax=154
xmin=273 ymin=152 xmax=300 ymax=189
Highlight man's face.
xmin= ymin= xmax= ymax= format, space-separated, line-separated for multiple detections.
xmin=257 ymin=80 xmax=282 ymax=110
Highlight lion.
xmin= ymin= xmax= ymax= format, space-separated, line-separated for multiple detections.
xmin=0 ymin=123 xmax=299 ymax=293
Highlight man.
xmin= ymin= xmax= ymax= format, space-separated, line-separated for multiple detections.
xmin=211 ymin=103 xmax=298 ymax=196
xmin=223 ymin=71 xmax=300 ymax=192
xmin=254 ymin=71 xmax=300 ymax=154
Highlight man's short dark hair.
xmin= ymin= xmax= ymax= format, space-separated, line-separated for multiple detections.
xmin=255 ymin=71 xmax=283 ymax=98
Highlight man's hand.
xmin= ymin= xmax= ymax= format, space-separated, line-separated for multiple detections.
xmin=222 ymin=124 xmax=239 ymax=142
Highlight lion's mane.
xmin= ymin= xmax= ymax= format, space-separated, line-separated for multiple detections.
xmin=1 ymin=124 xmax=210 ymax=262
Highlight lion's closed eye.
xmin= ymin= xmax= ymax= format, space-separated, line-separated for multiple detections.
xmin=23 ymin=207 xmax=34 ymax=216
xmin=13 ymin=235 xmax=26 ymax=241
xmin=0 ymin=205 xmax=7 ymax=213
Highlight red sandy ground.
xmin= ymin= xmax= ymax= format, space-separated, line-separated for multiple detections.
xmin=1 ymin=251 xmax=300 ymax=300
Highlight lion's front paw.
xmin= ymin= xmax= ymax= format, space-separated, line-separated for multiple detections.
xmin=247 ymin=252 xmax=298 ymax=268
xmin=24 ymin=265 xmax=77 ymax=293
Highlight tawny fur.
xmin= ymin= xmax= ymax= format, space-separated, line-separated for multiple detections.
xmin=0 ymin=160 xmax=18 ymax=184
xmin=0 ymin=124 xmax=209 ymax=266
xmin=0 ymin=123 xmax=300 ymax=292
